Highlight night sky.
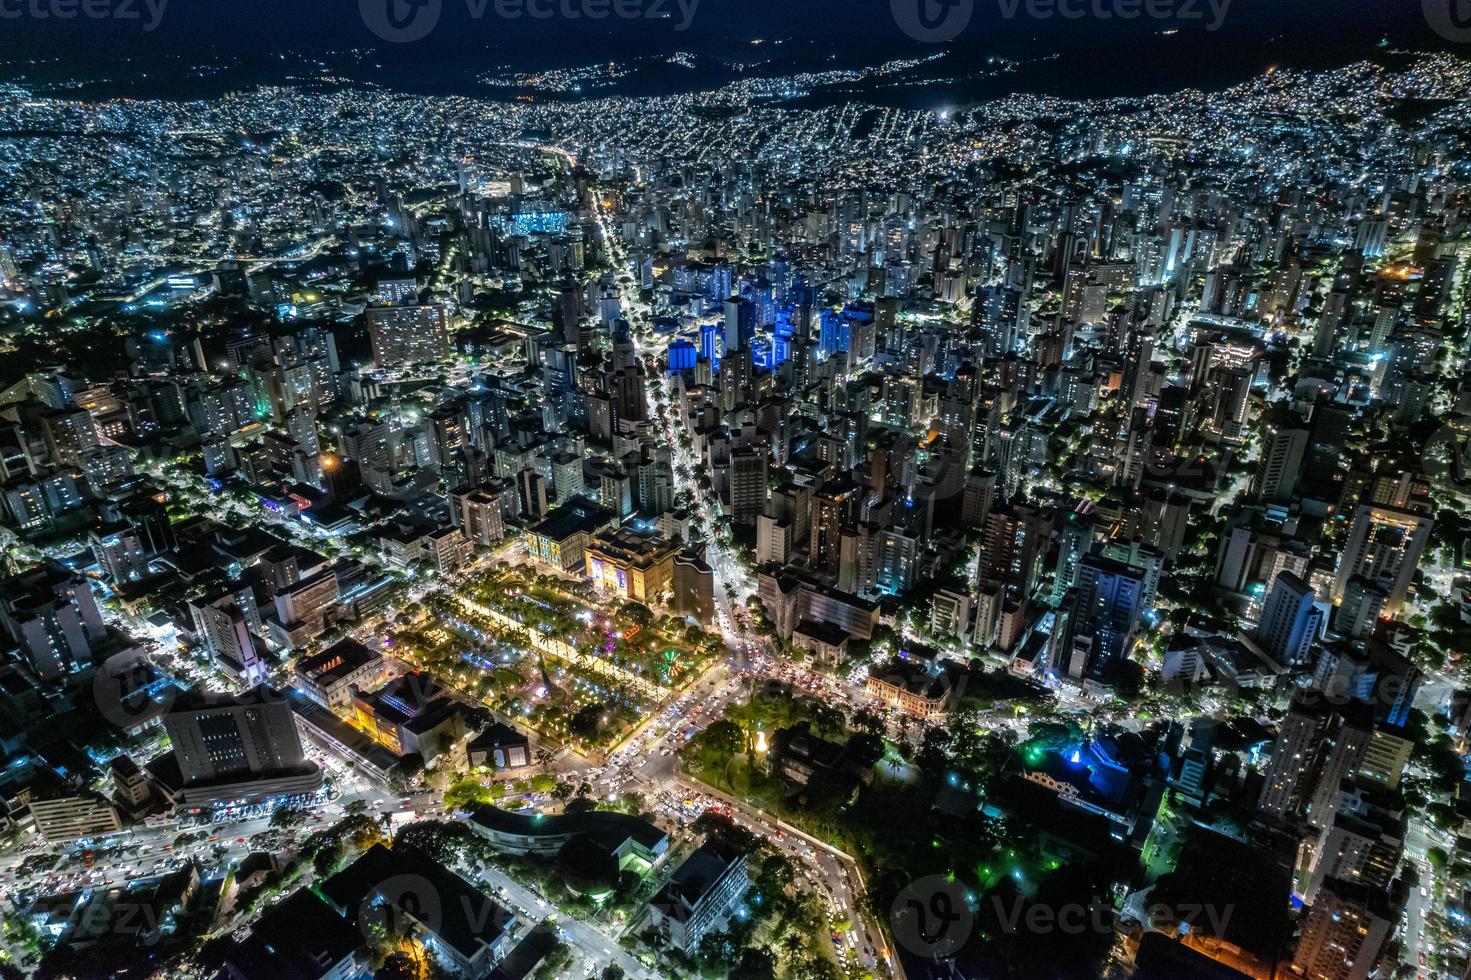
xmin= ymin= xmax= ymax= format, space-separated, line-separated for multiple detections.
xmin=0 ymin=0 xmax=1456 ymax=101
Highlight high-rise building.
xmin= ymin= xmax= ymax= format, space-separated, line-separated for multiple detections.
xmin=0 ymin=563 xmax=106 ymax=680
xmin=114 ymin=497 xmax=177 ymax=557
xmin=1207 ymin=365 xmax=1253 ymax=440
xmin=728 ymin=446 xmax=768 ymax=526
xmin=973 ymin=284 xmax=1024 ymax=356
xmin=978 ymin=504 xmax=1049 ymax=604
xmin=1291 ymin=882 xmax=1392 ymax=980
xmin=1356 ymin=727 xmax=1413 ymax=790
xmin=1051 ymin=508 xmax=1096 ymax=604
xmin=1311 ymin=640 xmax=1422 ymax=730
xmin=649 ymin=843 xmax=750 ymax=953
xmin=699 ymin=322 xmax=722 ymax=370
xmin=450 ymin=485 xmax=509 ymax=547
xmin=162 ymin=687 xmax=321 ymax=807
xmin=1258 ymin=697 xmax=1371 ymax=829
xmin=89 ymin=523 xmax=151 ymax=587
xmin=38 ymin=407 xmax=100 ymax=466
xmin=190 ymin=586 xmax=267 ymax=686
xmin=366 ymin=304 xmax=449 ymax=369
xmin=960 ymin=469 xmax=997 ymax=530
xmin=1257 ymin=571 xmax=1323 ymax=667
xmin=558 ymin=279 xmax=586 ymax=344
xmin=672 ymin=551 xmax=715 ymax=626
xmin=1062 ymin=551 xmax=1146 ymax=682
xmin=723 ymin=296 xmax=757 ymax=352
xmin=1298 ymin=789 xmax=1403 ymax=904
xmin=1332 ymin=578 xmax=1387 ymax=639
xmin=110 ymin=755 xmax=154 ymax=817
xmin=1121 ymin=326 xmax=1156 ymax=411
xmin=1252 ymin=411 xmax=1310 ymax=503
xmin=756 ymin=513 xmax=792 ymax=566
xmin=809 ymin=481 xmax=860 ymax=575
xmin=1331 ymin=504 xmax=1432 ymax=616
xmin=1314 ymin=289 xmax=1348 ymax=358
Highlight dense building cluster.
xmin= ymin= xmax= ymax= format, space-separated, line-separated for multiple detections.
xmin=0 ymin=44 xmax=1469 ymax=980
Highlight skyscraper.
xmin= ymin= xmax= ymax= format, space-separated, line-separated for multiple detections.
xmin=1258 ymin=697 xmax=1371 ymax=829
xmin=1291 ymin=882 xmax=1392 ymax=980
xmin=973 ymin=284 xmax=1024 ymax=357
xmin=978 ymin=503 xmax=1049 ymax=604
xmin=1252 ymin=411 xmax=1310 ymax=504
xmin=1257 ymin=571 xmax=1323 ymax=667
xmin=723 ymin=296 xmax=757 ymax=353
xmin=89 ymin=524 xmax=152 ymax=586
xmin=1051 ymin=508 xmax=1096 ymax=604
xmin=1330 ymin=504 xmax=1432 ymax=616
xmin=0 ymin=563 xmax=106 ymax=680
xmin=190 ymin=586 xmax=268 ymax=686
xmin=809 ymin=481 xmax=860 ymax=576
xmin=1063 ymin=551 xmax=1146 ymax=683
xmin=728 ymin=446 xmax=769 ymax=527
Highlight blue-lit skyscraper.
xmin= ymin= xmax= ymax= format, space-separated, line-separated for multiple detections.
xmin=700 ymin=323 xmax=722 ymax=372
xmin=771 ymin=308 xmax=795 ymax=367
xmin=819 ymin=308 xmax=839 ymax=358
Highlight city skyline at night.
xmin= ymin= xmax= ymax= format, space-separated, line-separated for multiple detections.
xmin=0 ymin=4 xmax=1470 ymax=980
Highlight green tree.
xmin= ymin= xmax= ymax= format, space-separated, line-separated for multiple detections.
xmin=808 ymin=701 xmax=845 ymax=736
xmin=387 ymin=753 xmax=425 ymax=792
xmin=847 ymin=733 xmax=885 ymax=769
xmin=755 ymin=853 xmax=795 ymax=897
xmin=313 ymin=840 xmax=346 ymax=876
xmin=271 ymin=806 xmax=307 ymax=830
xmin=852 ymin=707 xmax=886 ymax=737
xmin=374 ymin=953 xmax=419 ymax=980
xmin=446 ymin=777 xmax=493 ymax=811
xmin=730 ymin=946 xmax=776 ymax=980
xmin=694 ymin=719 xmax=746 ymax=758
xmin=569 ymin=704 xmax=606 ymax=740
xmin=619 ymin=603 xmax=653 ymax=627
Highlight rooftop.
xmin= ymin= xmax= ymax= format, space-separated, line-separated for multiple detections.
xmin=295 ymin=637 xmax=381 ymax=686
xmin=321 ymin=844 xmax=512 ymax=961
xmin=528 ymin=501 xmax=615 ymax=542
xmin=224 ymin=887 xmax=363 ymax=980
xmin=468 ymin=803 xmax=667 ymax=855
